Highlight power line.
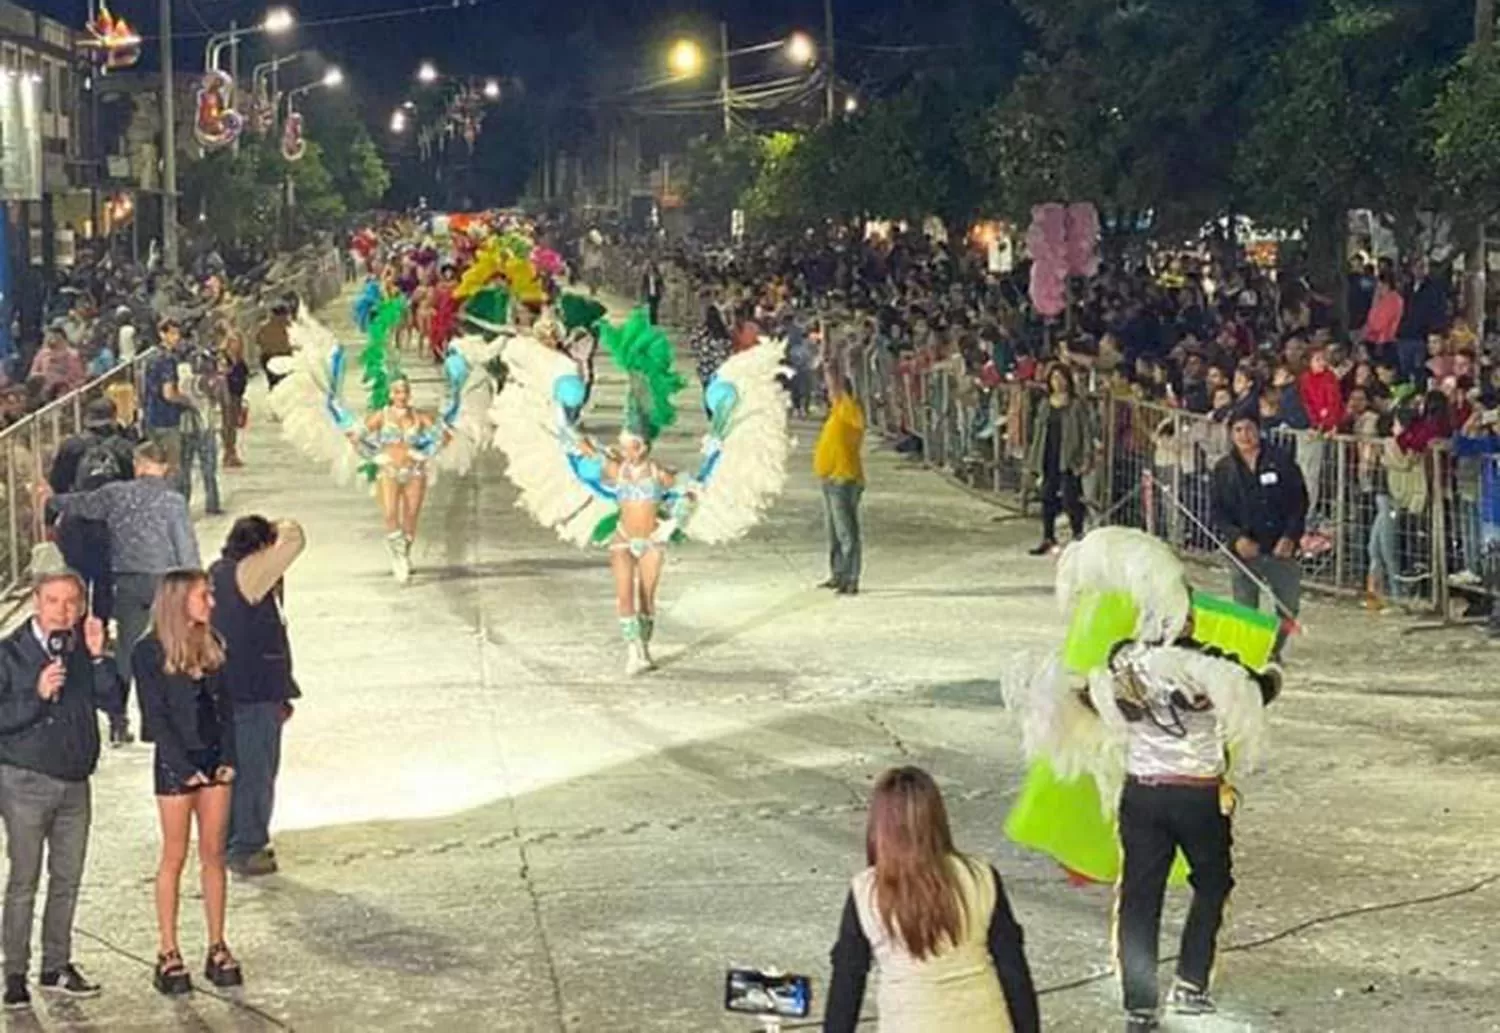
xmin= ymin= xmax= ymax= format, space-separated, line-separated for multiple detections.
xmin=139 ymin=0 xmax=501 ymax=42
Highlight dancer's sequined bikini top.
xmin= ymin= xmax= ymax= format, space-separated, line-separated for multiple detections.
xmin=616 ymin=462 xmax=663 ymax=503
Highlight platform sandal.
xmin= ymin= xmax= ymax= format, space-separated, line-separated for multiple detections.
xmin=205 ymin=942 xmax=243 ymax=988
xmin=154 ymin=950 xmax=191 ymax=996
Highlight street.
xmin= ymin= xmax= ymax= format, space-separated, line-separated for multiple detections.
xmin=22 ymin=291 xmax=1500 ymax=1032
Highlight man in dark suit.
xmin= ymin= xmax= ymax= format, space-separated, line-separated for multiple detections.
xmin=0 ymin=572 xmax=122 ymax=1010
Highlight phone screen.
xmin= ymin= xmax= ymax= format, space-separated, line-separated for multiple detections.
xmin=724 ymin=968 xmax=812 ymax=1018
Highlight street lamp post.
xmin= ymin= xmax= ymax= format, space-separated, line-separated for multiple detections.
xmin=719 ymin=21 xmax=731 ymax=134
xmin=160 ymin=0 xmax=177 ymax=270
xmin=280 ymin=68 xmax=343 ymax=248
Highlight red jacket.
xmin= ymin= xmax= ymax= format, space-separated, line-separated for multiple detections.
xmin=1298 ymin=369 xmax=1345 ymax=433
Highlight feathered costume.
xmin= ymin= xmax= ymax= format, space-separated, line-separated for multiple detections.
xmin=491 ymin=307 xmax=792 ymax=548
xmin=489 ymin=306 xmax=793 ymax=670
xmin=268 ymin=301 xmax=497 ymax=581
xmin=1001 ymin=526 xmax=1280 ymax=885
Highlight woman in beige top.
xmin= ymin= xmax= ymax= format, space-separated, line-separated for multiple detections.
xmin=824 ymin=766 xmax=1038 ymax=1033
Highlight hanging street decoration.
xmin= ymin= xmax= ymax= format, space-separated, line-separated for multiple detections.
xmin=195 ymin=68 xmax=244 ymax=150
xmin=281 ymin=109 xmax=307 ymax=162
xmin=83 ymin=0 xmax=141 ymax=71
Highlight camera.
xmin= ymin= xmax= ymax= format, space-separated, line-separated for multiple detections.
xmin=724 ymin=967 xmax=811 ymax=1023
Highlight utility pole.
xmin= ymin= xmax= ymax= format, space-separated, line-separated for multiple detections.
xmin=160 ymin=0 xmax=178 ymax=271
xmin=229 ymin=19 xmax=239 ymax=155
xmin=1470 ymin=0 xmax=1495 ymax=336
xmin=824 ymin=0 xmax=836 ymax=122
xmin=719 ymin=21 xmax=732 ymax=135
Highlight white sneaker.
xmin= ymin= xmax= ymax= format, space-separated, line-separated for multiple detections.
xmin=625 ymin=642 xmax=651 ymax=676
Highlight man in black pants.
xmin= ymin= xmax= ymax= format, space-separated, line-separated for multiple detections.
xmin=1108 ymin=638 xmax=1281 ymax=1033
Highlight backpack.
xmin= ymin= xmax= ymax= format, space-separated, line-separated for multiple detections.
xmin=74 ymin=435 xmax=130 ymax=492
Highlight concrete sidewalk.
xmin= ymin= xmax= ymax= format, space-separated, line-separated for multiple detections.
xmin=12 ymin=287 xmax=1500 ymax=1032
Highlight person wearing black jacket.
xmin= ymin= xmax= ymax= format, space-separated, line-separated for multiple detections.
xmin=210 ymin=516 xmax=305 ymax=878
xmin=0 ymin=572 xmax=122 ymax=1010
xmin=823 ymin=767 xmax=1038 ymax=1033
xmin=1210 ymin=412 xmax=1309 ymax=660
xmin=133 ymin=570 xmax=242 ymax=996
xmin=46 ymin=399 xmax=135 ymax=628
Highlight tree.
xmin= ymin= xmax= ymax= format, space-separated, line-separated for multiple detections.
xmin=1432 ymin=47 xmax=1500 ymax=221
xmin=681 ymin=131 xmax=768 ymax=229
xmin=1236 ymin=0 xmax=1466 ymax=323
xmin=283 ymin=140 xmax=347 ymax=235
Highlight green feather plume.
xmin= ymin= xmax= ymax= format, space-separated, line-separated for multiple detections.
xmin=361 ymin=296 xmax=407 ymax=413
xmin=598 ymin=307 xmax=684 ymax=442
xmin=559 ymin=293 xmax=607 ymax=333
xmin=461 ymin=285 xmax=510 ymax=332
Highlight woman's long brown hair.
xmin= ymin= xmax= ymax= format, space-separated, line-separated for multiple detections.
xmin=865 ymin=766 xmax=969 ymax=960
xmin=150 ymin=570 xmax=224 ymax=678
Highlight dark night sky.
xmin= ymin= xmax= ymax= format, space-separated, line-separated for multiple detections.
xmin=32 ymin=0 xmax=956 ymax=124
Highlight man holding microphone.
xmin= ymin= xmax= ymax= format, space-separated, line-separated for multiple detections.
xmin=0 ymin=572 xmax=123 ymax=1010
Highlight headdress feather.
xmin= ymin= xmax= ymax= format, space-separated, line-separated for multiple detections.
xmin=598 ymin=308 xmax=684 ymax=442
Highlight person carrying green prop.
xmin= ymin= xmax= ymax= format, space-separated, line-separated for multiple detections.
xmin=1001 ymin=526 xmax=1283 ymax=1033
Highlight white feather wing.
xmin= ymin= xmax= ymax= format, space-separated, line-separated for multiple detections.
xmin=489 ymin=335 xmax=613 ymax=547
xmin=682 ymin=340 xmax=793 ymax=545
xmin=1056 ymin=526 xmax=1191 ymax=643
xmin=434 ymin=333 xmax=501 ymax=481
xmin=1002 ymin=651 xmax=1126 ymax=813
xmin=267 ymin=338 xmax=361 ymax=486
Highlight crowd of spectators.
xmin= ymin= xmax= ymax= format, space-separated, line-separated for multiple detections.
xmin=611 ymin=225 xmax=1500 ymax=620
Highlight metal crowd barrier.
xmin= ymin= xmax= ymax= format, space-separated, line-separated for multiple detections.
xmin=0 ymin=248 xmax=346 ymax=608
xmin=842 ymin=341 xmax=1465 ymax=616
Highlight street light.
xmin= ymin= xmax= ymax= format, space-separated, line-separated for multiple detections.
xmin=786 ymin=32 xmax=816 ymax=66
xmin=286 ymin=66 xmax=343 ymax=106
xmin=668 ymin=39 xmax=703 ymax=77
xmin=483 ymin=78 xmax=501 ymax=100
xmin=206 ymin=7 xmax=297 ymax=72
xmin=262 ymin=7 xmax=295 ymax=34
xmin=417 ymin=61 xmax=438 ymax=83
xmin=844 ymin=95 xmax=858 ymax=114
xmin=391 ymin=111 xmax=407 ymax=133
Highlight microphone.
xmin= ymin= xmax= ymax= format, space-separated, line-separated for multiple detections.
xmin=44 ymin=629 xmax=75 ymax=661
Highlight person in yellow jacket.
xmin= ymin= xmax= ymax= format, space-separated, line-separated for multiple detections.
xmin=815 ymin=335 xmax=866 ymax=595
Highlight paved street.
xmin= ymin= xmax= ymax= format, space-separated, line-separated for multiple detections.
xmin=12 ymin=290 xmax=1500 ymax=1032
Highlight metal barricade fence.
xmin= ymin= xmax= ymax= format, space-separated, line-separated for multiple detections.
xmin=0 ymin=248 xmax=346 ymax=609
xmin=0 ymin=356 xmax=155 ymax=600
xmin=845 ymin=353 xmax=1460 ymax=613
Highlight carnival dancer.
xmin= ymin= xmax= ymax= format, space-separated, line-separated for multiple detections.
xmin=1002 ymin=527 xmax=1283 ymax=1033
xmin=490 ymin=308 xmax=792 ymax=675
xmin=268 ymin=300 xmax=495 ymax=583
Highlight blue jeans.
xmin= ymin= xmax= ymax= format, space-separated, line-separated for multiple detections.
xmin=1367 ymin=494 xmax=1403 ymax=598
xmin=228 ymin=702 xmax=285 ymax=862
xmin=180 ymin=427 xmax=222 ymax=513
xmin=822 ymin=480 xmax=863 ymax=589
xmin=1395 ymin=338 xmax=1427 ymax=385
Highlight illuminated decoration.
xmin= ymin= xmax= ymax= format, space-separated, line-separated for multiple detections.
xmin=194 ymin=68 xmax=243 ymax=150
xmin=83 ymin=1 xmax=141 ymax=71
xmin=281 ymin=109 xmax=306 ymax=161
xmin=249 ymin=82 xmax=275 ymax=136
